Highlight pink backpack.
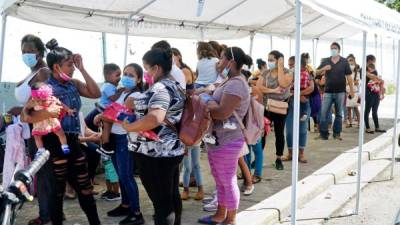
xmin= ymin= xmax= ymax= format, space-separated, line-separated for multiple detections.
xmin=233 ymin=93 xmax=265 ymax=145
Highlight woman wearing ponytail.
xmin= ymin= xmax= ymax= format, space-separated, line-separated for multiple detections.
xmin=122 ymin=46 xmax=185 ymax=225
xmin=21 ymin=39 xmax=101 ymax=225
xmin=198 ymin=47 xmax=251 ymax=225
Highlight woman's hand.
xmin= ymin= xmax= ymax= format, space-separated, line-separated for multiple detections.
xmin=300 ymin=96 xmax=308 ymax=103
xmin=272 ymin=86 xmax=283 ymax=94
xmin=124 ymin=97 xmax=135 ymax=110
xmin=79 ymin=133 xmax=101 ymax=143
xmin=73 ymin=54 xmax=84 ymax=71
xmin=278 ymin=57 xmax=284 ymax=69
xmin=93 ymin=114 xmax=102 ymax=126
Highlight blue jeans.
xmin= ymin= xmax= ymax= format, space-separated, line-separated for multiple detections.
xmin=111 ymin=134 xmax=140 ymax=212
xmin=286 ymin=98 xmax=310 ymax=149
xmin=183 ymin=145 xmax=203 ymax=187
xmin=319 ymin=92 xmax=345 ymax=138
xmin=245 ymin=139 xmax=263 ymax=176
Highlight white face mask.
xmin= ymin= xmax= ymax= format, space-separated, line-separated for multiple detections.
xmin=350 ymin=65 xmax=355 ymax=71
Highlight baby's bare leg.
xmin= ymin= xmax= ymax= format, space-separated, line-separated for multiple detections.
xmin=102 ymin=121 xmax=112 ymax=144
xmin=54 ymin=129 xmax=68 ymax=146
xmin=34 ymin=135 xmax=44 ymax=149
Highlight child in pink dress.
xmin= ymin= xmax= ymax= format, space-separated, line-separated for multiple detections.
xmin=31 ymin=82 xmax=72 ymax=156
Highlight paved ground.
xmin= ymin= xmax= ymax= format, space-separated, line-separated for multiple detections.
xmin=323 ymin=161 xmax=400 ymax=225
xmin=12 ymin=117 xmax=395 ymax=225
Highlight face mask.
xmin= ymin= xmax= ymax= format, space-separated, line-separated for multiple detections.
xmin=144 ymin=72 xmax=154 ymax=86
xmin=268 ymin=62 xmax=276 ymax=70
xmin=57 ymin=65 xmax=72 ymax=81
xmin=22 ymin=53 xmax=38 ymax=68
xmin=350 ymin=65 xmax=355 ymax=71
xmin=221 ymin=67 xmax=230 ymax=77
xmin=331 ymin=49 xmax=339 ymax=57
xmin=120 ymin=76 xmax=136 ymax=89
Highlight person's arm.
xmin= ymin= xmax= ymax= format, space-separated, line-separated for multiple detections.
xmin=182 ymin=68 xmax=193 ymax=84
xmin=107 ymin=88 xmax=125 ymax=102
xmin=207 ymin=94 xmax=241 ymax=121
xmin=255 ymin=76 xmax=281 ymax=94
xmin=301 ymin=80 xmax=314 ymax=96
xmin=346 ymin=75 xmax=355 ymax=97
xmin=71 ymin=54 xmax=101 ymax=99
xmin=277 ymin=58 xmax=293 ymax=88
xmin=122 ymin=108 xmax=166 ymax=132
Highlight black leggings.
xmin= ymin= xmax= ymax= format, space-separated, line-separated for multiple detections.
xmin=364 ymin=91 xmax=381 ymax=129
xmin=43 ymin=133 xmax=100 ymax=225
xmin=261 ymin=110 xmax=287 ymax=157
xmin=134 ymin=153 xmax=183 ymax=225
xmin=81 ymin=142 xmax=101 ymax=181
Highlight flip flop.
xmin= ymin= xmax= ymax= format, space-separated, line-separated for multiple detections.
xmin=198 ymin=215 xmax=221 ymax=225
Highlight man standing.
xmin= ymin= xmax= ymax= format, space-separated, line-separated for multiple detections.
xmin=316 ymin=42 xmax=354 ymax=140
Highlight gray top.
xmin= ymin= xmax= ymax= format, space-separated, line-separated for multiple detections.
xmin=261 ymin=68 xmax=293 ymax=104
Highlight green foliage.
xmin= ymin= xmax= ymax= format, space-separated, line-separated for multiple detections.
xmin=376 ymin=0 xmax=400 ymax=12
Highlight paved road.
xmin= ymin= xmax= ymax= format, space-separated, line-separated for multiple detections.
xmin=13 ymin=116 xmax=395 ymax=225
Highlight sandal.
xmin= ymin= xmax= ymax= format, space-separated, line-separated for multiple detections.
xmin=198 ymin=215 xmax=223 ymax=225
xmin=252 ymin=176 xmax=262 ymax=184
xmin=375 ymin=129 xmax=386 ymax=133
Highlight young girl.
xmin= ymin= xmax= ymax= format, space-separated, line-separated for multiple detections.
xmin=30 ymin=82 xmax=73 ymax=156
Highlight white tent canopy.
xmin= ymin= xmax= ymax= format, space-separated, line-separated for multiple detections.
xmin=1 ymin=0 xmax=400 ymax=40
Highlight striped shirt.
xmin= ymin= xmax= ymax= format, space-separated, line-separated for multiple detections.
xmin=131 ymin=78 xmax=186 ymax=157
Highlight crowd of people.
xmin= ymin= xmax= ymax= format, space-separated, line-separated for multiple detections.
xmin=0 ymin=34 xmax=387 ymax=225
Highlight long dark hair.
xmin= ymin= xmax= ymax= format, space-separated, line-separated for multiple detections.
xmin=142 ymin=48 xmax=172 ymax=77
xmin=224 ymin=47 xmax=252 ymax=70
xmin=124 ymin=63 xmax=144 ymax=92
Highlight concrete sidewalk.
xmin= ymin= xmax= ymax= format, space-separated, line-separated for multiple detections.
xmin=14 ymin=119 xmax=395 ymax=225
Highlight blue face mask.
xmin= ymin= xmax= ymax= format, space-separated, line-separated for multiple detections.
xmin=331 ymin=49 xmax=339 ymax=57
xmin=221 ymin=67 xmax=230 ymax=77
xmin=120 ymin=76 xmax=136 ymax=89
xmin=268 ymin=62 xmax=276 ymax=70
xmin=22 ymin=53 xmax=38 ymax=68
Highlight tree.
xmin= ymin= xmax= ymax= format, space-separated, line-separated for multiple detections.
xmin=376 ymin=0 xmax=400 ymax=12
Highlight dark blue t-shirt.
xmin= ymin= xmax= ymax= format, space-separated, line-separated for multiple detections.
xmin=318 ymin=56 xmax=352 ymax=93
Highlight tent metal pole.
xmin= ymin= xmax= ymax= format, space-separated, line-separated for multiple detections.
xmin=390 ymin=39 xmax=400 ymax=179
xmin=313 ymin=38 xmax=319 ymax=69
xmin=374 ymin=34 xmax=378 ymax=57
xmin=270 ymin=35 xmax=273 ymax=52
xmin=101 ymin=32 xmax=107 ymax=65
xmin=123 ymin=19 xmax=129 ymax=67
xmin=380 ymin=36 xmax=383 ymax=75
xmin=291 ymin=0 xmax=302 ymax=224
xmin=249 ymin=32 xmax=255 ymax=71
xmin=394 ymin=38 xmax=396 ymax=82
xmin=340 ymin=38 xmax=344 ymax=56
xmin=0 ymin=14 xmax=7 ymax=82
xmin=355 ymin=31 xmax=368 ymax=215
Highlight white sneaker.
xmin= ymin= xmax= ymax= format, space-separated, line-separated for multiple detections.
xmin=243 ymin=185 xmax=255 ymax=196
xmin=202 ymin=191 xmax=217 ymax=204
xmin=203 ymin=197 xmax=218 ymax=212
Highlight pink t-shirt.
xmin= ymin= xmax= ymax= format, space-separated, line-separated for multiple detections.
xmin=208 ymin=75 xmax=250 ymax=148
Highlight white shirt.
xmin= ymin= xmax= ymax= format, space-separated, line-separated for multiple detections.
xmin=111 ymin=92 xmax=142 ymax=135
xmin=171 ymin=59 xmax=186 ymax=90
xmin=196 ymin=57 xmax=219 ymax=85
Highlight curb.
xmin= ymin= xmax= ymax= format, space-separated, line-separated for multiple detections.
xmin=236 ymin=124 xmax=399 ymax=225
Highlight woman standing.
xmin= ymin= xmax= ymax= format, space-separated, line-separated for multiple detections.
xmin=346 ymin=54 xmax=361 ymax=128
xmin=172 ymin=48 xmax=204 ymax=201
xmin=95 ymin=63 xmax=146 ymax=225
xmin=21 ymin=39 xmax=101 ymax=225
xmin=256 ymin=50 xmax=293 ymax=170
xmin=12 ymin=34 xmax=52 ymax=225
xmin=122 ymin=47 xmax=185 ymax=225
xmin=283 ymin=54 xmax=314 ymax=163
xmin=198 ymin=47 xmax=251 ymax=225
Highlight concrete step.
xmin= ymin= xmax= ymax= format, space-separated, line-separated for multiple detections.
xmin=236 ymin=124 xmax=399 ymax=225
xmin=279 ymin=146 xmax=394 ymax=225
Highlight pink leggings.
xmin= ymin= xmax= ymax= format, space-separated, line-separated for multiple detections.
xmin=208 ymin=139 xmax=244 ymax=210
